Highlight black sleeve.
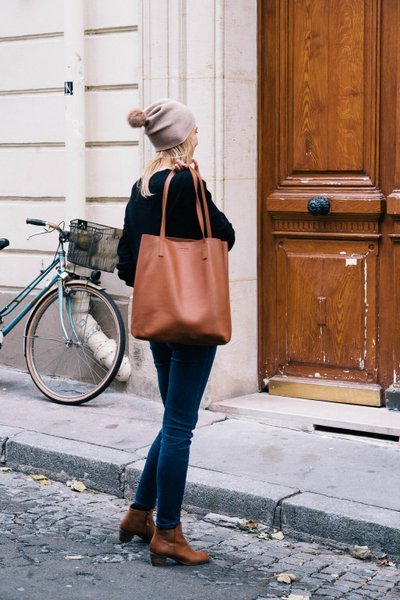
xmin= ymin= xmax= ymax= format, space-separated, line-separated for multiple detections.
xmin=203 ymin=181 xmax=235 ymax=251
xmin=116 ymin=189 xmax=136 ymax=287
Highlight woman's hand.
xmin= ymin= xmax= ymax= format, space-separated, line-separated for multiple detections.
xmin=173 ymin=159 xmax=200 ymax=172
xmin=173 ymin=160 xmax=188 ymax=171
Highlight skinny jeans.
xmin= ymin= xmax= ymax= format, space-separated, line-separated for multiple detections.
xmin=134 ymin=341 xmax=216 ymax=529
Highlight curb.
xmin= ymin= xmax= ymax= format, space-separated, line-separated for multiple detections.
xmin=124 ymin=460 xmax=299 ymax=525
xmin=1 ymin=428 xmax=400 ymax=555
xmin=281 ymin=492 xmax=400 ymax=555
xmin=3 ymin=429 xmax=141 ymax=498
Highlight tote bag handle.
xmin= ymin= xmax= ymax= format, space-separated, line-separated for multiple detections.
xmin=158 ymin=167 xmax=212 ymax=258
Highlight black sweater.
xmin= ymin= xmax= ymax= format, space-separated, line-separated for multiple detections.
xmin=117 ymin=169 xmax=236 ymax=287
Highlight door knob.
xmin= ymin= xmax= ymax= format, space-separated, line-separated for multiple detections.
xmin=307 ymin=196 xmax=330 ymax=216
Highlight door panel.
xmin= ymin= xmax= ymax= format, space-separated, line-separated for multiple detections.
xmin=292 ymin=0 xmax=365 ymax=172
xmin=276 ymin=238 xmax=377 ymax=380
xmin=278 ymin=250 xmax=323 ymax=364
xmin=280 ymin=0 xmax=379 ymax=187
xmin=323 ymin=253 xmax=364 ymax=369
xmin=258 ymin=0 xmax=394 ymax=404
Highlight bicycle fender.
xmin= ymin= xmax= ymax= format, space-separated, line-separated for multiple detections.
xmin=65 ymin=278 xmax=105 ymax=291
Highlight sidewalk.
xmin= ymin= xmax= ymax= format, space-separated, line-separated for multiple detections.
xmin=1 ymin=366 xmax=400 ymax=556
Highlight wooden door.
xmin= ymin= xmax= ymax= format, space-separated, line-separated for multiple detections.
xmin=259 ymin=0 xmax=400 ymax=405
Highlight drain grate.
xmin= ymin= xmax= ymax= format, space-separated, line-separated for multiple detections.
xmin=314 ymin=424 xmax=399 ymax=443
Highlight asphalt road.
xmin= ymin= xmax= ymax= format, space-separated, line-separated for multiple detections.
xmin=0 ymin=469 xmax=399 ymax=600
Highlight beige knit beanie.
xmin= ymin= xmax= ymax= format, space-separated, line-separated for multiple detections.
xmin=127 ymin=98 xmax=196 ymax=151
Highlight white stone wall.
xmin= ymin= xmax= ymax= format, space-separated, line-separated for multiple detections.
xmin=0 ymin=0 xmax=139 ymax=367
xmin=0 ymin=0 xmax=259 ymax=402
xmin=0 ymin=0 xmax=138 ymax=293
xmin=129 ymin=0 xmax=258 ymax=403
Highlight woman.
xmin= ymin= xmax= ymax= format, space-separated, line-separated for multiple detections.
xmin=117 ymin=98 xmax=235 ymax=566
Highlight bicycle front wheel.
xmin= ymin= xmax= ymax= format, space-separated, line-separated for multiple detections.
xmin=25 ymin=282 xmax=126 ymax=404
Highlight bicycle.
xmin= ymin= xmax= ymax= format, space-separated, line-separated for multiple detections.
xmin=0 ymin=218 xmax=129 ymax=405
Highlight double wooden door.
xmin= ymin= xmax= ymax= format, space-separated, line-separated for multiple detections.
xmin=259 ymin=0 xmax=400 ymax=404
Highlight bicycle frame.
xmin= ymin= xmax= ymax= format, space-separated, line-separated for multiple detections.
xmin=0 ymin=217 xmax=127 ymax=403
xmin=0 ymin=250 xmax=66 ymax=339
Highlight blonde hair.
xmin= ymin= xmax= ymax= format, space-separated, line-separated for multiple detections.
xmin=140 ymin=137 xmax=195 ymax=197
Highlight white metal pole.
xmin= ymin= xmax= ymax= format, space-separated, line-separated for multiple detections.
xmin=64 ymin=0 xmax=86 ymax=225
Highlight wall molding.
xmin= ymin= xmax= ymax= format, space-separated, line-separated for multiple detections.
xmin=2 ymin=249 xmax=53 ymax=256
xmin=0 ymin=26 xmax=138 ymax=44
xmin=86 ymin=141 xmax=138 ymax=148
xmin=85 ymin=84 xmax=138 ymax=92
xmin=0 ymin=88 xmax=63 ymax=96
xmin=0 ymin=142 xmax=64 ymax=149
xmin=86 ymin=197 xmax=128 ymax=204
xmin=0 ymin=32 xmax=63 ymax=43
xmin=0 ymin=196 xmax=65 ymax=203
xmin=85 ymin=26 xmax=138 ymax=36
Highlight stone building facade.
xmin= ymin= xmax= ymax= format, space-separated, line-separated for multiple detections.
xmin=0 ymin=0 xmax=258 ymax=405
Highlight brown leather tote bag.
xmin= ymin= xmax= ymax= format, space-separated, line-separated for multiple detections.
xmin=131 ymin=167 xmax=232 ymax=345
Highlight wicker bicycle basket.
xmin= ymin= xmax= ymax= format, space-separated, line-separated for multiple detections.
xmin=67 ymin=219 xmax=123 ymax=273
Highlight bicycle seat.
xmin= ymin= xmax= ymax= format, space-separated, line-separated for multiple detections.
xmin=0 ymin=239 xmax=9 ymax=251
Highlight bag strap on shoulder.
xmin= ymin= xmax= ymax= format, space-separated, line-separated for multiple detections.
xmin=189 ymin=167 xmax=212 ymax=238
xmin=159 ymin=167 xmax=212 ymax=246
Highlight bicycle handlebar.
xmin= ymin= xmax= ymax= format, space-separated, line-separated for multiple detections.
xmin=26 ymin=218 xmax=46 ymax=227
xmin=26 ymin=218 xmax=65 ymax=235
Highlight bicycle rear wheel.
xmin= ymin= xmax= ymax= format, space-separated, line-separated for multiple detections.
xmin=25 ymin=282 xmax=126 ymax=404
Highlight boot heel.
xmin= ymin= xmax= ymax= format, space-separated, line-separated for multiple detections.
xmin=150 ymin=552 xmax=167 ymax=567
xmin=119 ymin=528 xmax=134 ymax=543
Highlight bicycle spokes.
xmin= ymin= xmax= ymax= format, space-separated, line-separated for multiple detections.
xmin=25 ymin=283 xmax=125 ymax=404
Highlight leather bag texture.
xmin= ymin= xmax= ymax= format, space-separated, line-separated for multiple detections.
xmin=131 ymin=168 xmax=231 ymax=345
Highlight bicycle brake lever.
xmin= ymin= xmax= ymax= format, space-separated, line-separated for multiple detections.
xmin=26 ymin=227 xmax=52 ymax=240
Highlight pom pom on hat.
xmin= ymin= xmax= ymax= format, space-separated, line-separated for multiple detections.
xmin=127 ymin=109 xmax=147 ymax=128
xmin=127 ymin=98 xmax=196 ymax=151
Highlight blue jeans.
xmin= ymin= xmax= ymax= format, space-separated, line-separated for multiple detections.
xmin=134 ymin=341 xmax=217 ymax=528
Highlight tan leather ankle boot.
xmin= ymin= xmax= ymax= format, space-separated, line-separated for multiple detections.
xmin=149 ymin=523 xmax=209 ymax=566
xmin=119 ymin=506 xmax=155 ymax=544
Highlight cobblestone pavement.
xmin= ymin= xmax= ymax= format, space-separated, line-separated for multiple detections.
xmin=0 ymin=469 xmax=399 ymax=600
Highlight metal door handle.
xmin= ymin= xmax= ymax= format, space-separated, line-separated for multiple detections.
xmin=307 ymin=196 xmax=331 ymax=216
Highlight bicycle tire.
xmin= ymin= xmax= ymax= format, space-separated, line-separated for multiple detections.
xmin=24 ymin=282 xmax=126 ymax=404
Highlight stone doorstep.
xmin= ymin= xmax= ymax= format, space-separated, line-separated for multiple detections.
xmin=1 ymin=429 xmax=400 ymax=556
xmin=210 ymin=393 xmax=400 ymax=440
